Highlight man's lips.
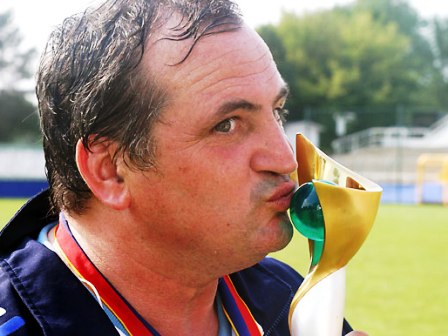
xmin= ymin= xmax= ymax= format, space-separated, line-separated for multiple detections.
xmin=266 ymin=181 xmax=296 ymax=212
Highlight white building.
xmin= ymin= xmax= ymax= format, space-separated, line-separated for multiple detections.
xmin=284 ymin=120 xmax=323 ymax=152
xmin=0 ymin=145 xmax=45 ymax=179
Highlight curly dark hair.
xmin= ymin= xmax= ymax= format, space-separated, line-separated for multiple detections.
xmin=36 ymin=0 xmax=242 ymax=214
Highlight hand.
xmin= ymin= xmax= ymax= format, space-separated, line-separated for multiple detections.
xmin=347 ymin=332 xmax=369 ymax=336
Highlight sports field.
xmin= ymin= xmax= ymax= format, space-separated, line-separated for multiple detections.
xmin=1 ymin=199 xmax=447 ymax=335
xmin=1 ymin=198 xmax=27 ymax=226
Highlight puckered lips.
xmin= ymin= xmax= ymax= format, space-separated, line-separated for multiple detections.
xmin=266 ymin=181 xmax=296 ymax=212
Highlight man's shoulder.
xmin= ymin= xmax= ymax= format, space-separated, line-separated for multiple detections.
xmin=237 ymin=257 xmax=304 ymax=291
xmin=0 ymin=257 xmax=42 ymax=335
xmin=0 ymin=238 xmax=118 ymax=335
xmin=258 ymin=257 xmax=304 ymax=285
xmin=0 ymin=238 xmax=56 ymax=335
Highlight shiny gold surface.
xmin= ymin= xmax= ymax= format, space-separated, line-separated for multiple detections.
xmin=289 ymin=133 xmax=382 ymax=322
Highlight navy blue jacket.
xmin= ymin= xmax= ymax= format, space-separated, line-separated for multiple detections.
xmin=0 ymin=190 xmax=352 ymax=335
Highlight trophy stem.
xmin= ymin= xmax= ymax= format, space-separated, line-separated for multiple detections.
xmin=290 ymin=266 xmax=346 ymax=336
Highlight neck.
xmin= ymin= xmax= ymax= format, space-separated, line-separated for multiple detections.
xmin=57 ymin=210 xmax=220 ymax=336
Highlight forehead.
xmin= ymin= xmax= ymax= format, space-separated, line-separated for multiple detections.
xmin=142 ymin=23 xmax=284 ymax=105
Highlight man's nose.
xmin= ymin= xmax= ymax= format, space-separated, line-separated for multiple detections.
xmin=250 ymin=120 xmax=298 ymax=176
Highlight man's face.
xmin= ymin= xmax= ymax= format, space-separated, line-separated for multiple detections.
xmin=125 ymin=25 xmax=298 ymax=277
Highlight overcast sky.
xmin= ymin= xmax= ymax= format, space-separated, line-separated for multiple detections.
xmin=1 ymin=0 xmax=447 ymax=54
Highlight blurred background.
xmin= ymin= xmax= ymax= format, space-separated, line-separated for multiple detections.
xmin=0 ymin=0 xmax=447 ymax=335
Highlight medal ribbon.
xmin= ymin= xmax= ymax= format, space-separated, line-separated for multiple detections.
xmin=54 ymin=217 xmax=158 ymax=336
xmin=219 ymin=276 xmax=263 ymax=336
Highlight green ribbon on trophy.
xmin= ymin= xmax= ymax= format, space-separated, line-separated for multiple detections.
xmin=288 ymin=134 xmax=382 ymax=335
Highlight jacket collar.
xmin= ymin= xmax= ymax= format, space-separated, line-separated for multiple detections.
xmin=0 ymin=189 xmax=56 ymax=254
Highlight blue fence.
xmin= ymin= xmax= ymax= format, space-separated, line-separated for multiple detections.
xmin=0 ymin=180 xmax=48 ymax=198
xmin=380 ymin=183 xmax=443 ymax=204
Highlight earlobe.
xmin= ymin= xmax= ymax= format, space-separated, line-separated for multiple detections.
xmin=75 ymin=139 xmax=131 ymax=210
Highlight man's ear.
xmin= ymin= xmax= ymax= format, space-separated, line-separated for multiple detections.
xmin=75 ymin=138 xmax=131 ymax=210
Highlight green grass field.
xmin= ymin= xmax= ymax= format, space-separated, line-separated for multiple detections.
xmin=1 ymin=199 xmax=447 ymax=335
xmin=0 ymin=198 xmax=27 ymax=227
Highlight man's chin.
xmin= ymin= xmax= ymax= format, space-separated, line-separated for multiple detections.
xmin=269 ymin=213 xmax=294 ymax=252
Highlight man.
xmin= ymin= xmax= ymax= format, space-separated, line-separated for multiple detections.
xmin=0 ymin=0 xmax=364 ymax=335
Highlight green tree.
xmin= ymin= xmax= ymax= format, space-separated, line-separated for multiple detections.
xmin=258 ymin=8 xmax=414 ymax=148
xmin=0 ymin=10 xmax=39 ymax=143
xmin=0 ymin=91 xmax=39 ymax=143
xmin=354 ymin=0 xmax=437 ymax=107
xmin=257 ymin=0 xmax=446 ymax=150
xmin=428 ymin=17 xmax=448 ymax=108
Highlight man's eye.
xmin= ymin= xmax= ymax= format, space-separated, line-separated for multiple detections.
xmin=274 ymin=107 xmax=288 ymax=126
xmin=214 ymin=118 xmax=237 ymax=133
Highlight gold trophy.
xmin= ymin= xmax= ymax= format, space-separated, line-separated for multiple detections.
xmin=288 ymin=134 xmax=382 ymax=335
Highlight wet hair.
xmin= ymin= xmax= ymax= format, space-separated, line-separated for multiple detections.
xmin=37 ymin=0 xmax=242 ymax=214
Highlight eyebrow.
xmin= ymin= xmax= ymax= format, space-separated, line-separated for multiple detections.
xmin=276 ymin=84 xmax=290 ymax=105
xmin=215 ymin=84 xmax=290 ymax=118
